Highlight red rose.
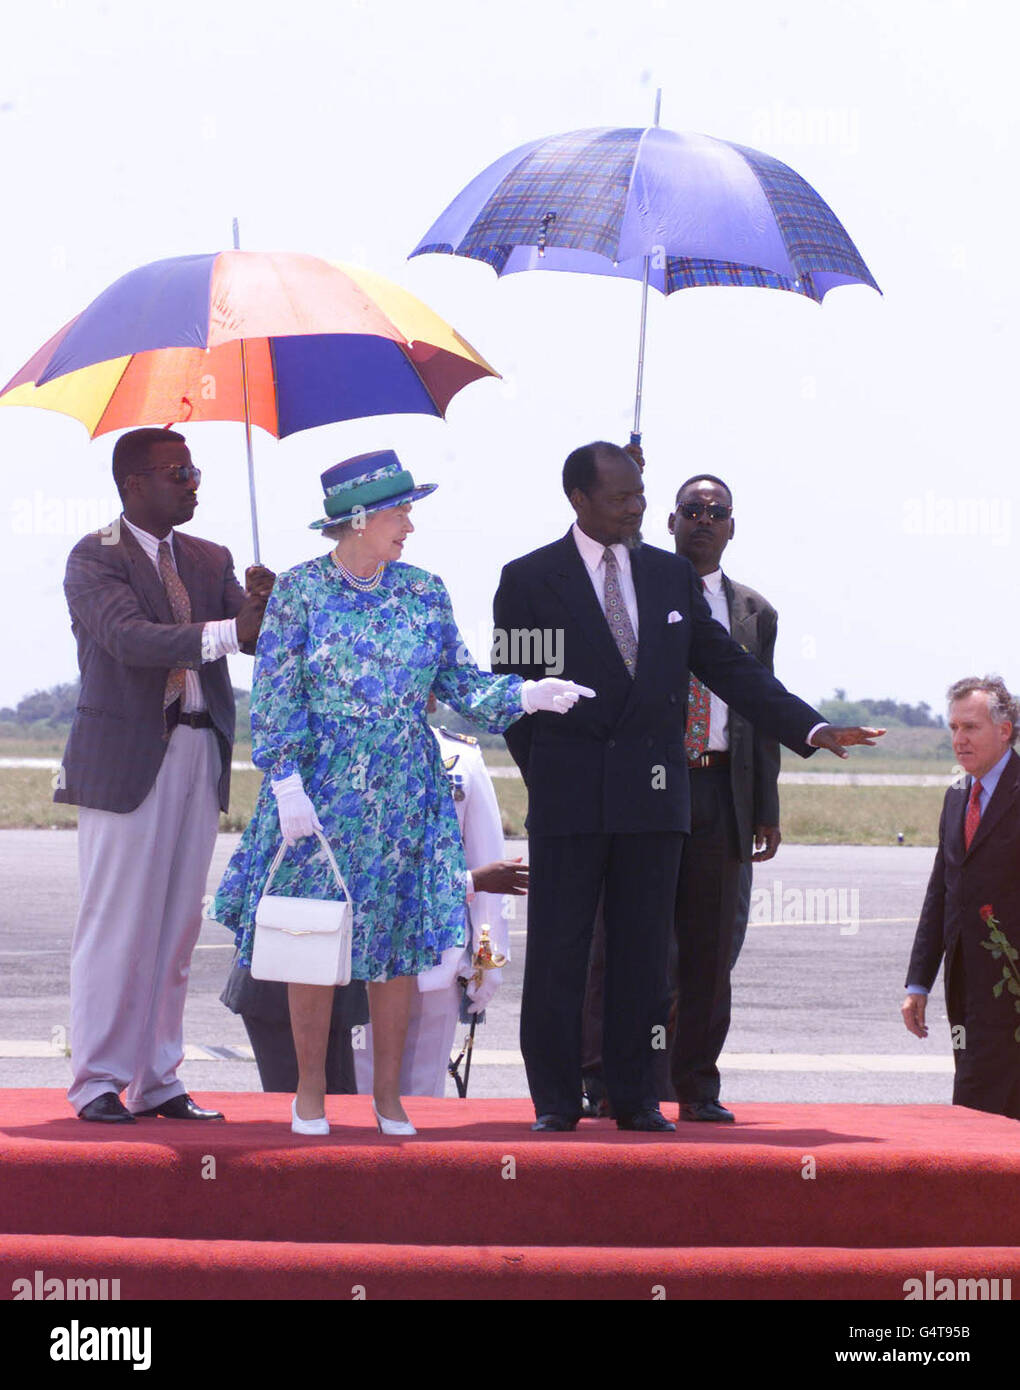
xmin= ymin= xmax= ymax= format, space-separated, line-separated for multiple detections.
xmin=979 ymin=905 xmax=995 ymax=922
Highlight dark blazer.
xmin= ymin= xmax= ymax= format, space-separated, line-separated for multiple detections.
xmin=906 ymin=749 xmax=1020 ymax=1118
xmin=55 ymin=522 xmax=250 ymax=814
xmin=907 ymin=749 xmax=1020 ymax=990
xmin=723 ymin=574 xmax=781 ymax=859
xmin=492 ymin=532 xmax=819 ymax=836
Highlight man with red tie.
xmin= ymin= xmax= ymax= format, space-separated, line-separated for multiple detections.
xmin=666 ymin=474 xmax=783 ymax=1123
xmin=903 ymin=676 xmax=1020 ymax=1120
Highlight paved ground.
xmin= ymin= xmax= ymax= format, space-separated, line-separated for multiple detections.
xmin=0 ymin=830 xmax=955 ymax=1107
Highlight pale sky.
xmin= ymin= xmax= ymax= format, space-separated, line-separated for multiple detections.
xmin=1 ymin=0 xmax=1016 ymax=713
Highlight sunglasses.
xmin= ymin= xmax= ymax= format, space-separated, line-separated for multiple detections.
xmin=132 ymin=464 xmax=202 ymax=485
xmin=677 ymin=501 xmax=732 ymax=522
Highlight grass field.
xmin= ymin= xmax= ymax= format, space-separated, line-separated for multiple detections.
xmin=1 ymin=720 xmax=955 ymax=843
xmin=0 ymin=762 xmax=943 ymax=844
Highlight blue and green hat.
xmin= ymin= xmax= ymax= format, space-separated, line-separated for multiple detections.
xmin=309 ymin=449 xmax=437 ymax=530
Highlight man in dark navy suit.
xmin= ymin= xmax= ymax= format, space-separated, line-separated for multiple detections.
xmin=903 ymin=676 xmax=1020 ymax=1120
xmin=493 ymin=442 xmax=882 ymax=1132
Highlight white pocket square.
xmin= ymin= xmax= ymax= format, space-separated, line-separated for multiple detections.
xmin=667 ymin=611 xmax=682 ymax=624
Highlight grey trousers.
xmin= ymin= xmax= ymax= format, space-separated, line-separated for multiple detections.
xmin=68 ymin=725 xmax=221 ymax=1113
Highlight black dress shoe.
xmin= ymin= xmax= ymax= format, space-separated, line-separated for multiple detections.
xmin=616 ymin=1108 xmax=676 ymax=1132
xmin=135 ymin=1094 xmax=225 ymax=1121
xmin=679 ymin=1100 xmax=735 ymax=1123
xmin=531 ymin=1114 xmax=578 ymax=1132
xmin=78 ymin=1093 xmax=135 ymax=1124
xmin=614 ymin=1106 xmax=678 ymax=1128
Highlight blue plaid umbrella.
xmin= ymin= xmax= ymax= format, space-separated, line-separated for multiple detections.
xmin=411 ymin=121 xmax=880 ymax=439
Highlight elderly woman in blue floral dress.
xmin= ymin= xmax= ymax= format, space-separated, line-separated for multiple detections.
xmin=213 ymin=451 xmax=591 ymax=1135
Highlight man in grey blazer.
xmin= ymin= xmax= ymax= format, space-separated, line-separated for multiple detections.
xmin=56 ymin=428 xmax=273 ymax=1122
xmin=667 ymin=472 xmax=782 ymax=1122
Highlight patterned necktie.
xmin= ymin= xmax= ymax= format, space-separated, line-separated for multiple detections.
xmin=964 ymin=779 xmax=983 ymax=850
xmin=157 ymin=540 xmax=191 ymax=709
xmin=684 ymin=579 xmax=711 ymax=761
xmin=602 ymin=547 xmax=638 ymax=678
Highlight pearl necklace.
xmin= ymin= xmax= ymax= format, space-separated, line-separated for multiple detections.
xmin=330 ymin=548 xmax=386 ymax=591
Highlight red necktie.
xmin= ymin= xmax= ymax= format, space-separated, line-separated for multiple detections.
xmin=964 ymin=779 xmax=983 ymax=850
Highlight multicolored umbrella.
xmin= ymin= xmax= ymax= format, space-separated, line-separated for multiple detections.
xmin=411 ymin=114 xmax=879 ymax=439
xmin=0 ymin=251 xmax=498 ymax=556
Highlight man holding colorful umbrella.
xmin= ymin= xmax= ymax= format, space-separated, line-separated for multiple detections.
xmin=58 ymin=428 xmax=274 ymax=1124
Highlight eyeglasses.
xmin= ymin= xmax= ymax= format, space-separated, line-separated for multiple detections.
xmin=677 ymin=501 xmax=732 ymax=522
xmin=131 ymin=464 xmax=202 ymax=485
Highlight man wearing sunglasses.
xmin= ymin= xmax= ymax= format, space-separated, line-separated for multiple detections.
xmin=56 ymin=428 xmax=274 ymax=1124
xmin=666 ymin=475 xmax=781 ymax=1122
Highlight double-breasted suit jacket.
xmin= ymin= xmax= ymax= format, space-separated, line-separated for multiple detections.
xmin=494 ymin=534 xmax=815 ymax=832
xmin=906 ymin=748 xmax=1020 ymax=1120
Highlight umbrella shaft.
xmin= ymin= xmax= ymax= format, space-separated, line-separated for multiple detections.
xmin=632 ymin=257 xmax=652 ymax=441
xmin=238 ymin=339 xmax=261 ymax=564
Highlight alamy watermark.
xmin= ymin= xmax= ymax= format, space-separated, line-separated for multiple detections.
xmin=750 ymin=102 xmax=861 ymax=156
xmin=903 ymin=491 xmax=1011 ymax=547
xmin=748 ymin=879 xmax=860 ymax=935
xmin=10 ymin=492 xmax=121 ymax=542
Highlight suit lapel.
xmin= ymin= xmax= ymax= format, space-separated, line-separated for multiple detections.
xmin=545 ymin=532 xmax=630 ymax=682
xmin=120 ymin=523 xmax=174 ymax=624
xmin=943 ymin=779 xmax=967 ymax=862
xmin=724 ymin=574 xmax=753 ymax=649
xmin=967 ymin=750 xmax=1020 ymax=858
xmin=172 ymin=531 xmax=206 ymax=618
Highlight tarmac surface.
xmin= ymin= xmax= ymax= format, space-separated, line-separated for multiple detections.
xmin=0 ymin=830 xmax=956 ymax=1108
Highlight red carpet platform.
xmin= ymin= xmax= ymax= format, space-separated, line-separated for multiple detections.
xmin=2 ymin=1093 xmax=1018 ymax=1299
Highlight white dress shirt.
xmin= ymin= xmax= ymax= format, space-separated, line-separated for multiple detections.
xmin=571 ymin=522 xmax=639 ymax=639
xmin=121 ymin=516 xmax=239 ymax=712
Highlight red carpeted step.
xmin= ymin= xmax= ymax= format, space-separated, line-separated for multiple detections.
xmin=2 ymin=1094 xmax=1017 ymax=1250
xmin=3 ymin=1234 xmax=1019 ymax=1301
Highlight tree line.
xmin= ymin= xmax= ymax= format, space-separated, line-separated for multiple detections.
xmin=2 ymin=681 xmax=945 ymax=733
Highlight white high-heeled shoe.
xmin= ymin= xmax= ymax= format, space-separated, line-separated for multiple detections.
xmin=372 ymin=1099 xmax=416 ymax=1136
xmin=291 ymin=1097 xmax=329 ymax=1136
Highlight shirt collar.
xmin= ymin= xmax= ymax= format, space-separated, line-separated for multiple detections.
xmin=121 ymin=514 xmax=173 ymax=561
xmin=975 ymin=748 xmax=1012 ymax=798
xmin=571 ymin=521 xmax=632 ymax=576
xmin=701 ymin=567 xmax=724 ymax=596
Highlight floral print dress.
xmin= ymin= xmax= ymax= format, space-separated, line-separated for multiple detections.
xmin=212 ymin=555 xmax=523 ymax=980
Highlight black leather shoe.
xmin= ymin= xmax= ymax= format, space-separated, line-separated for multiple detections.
xmin=679 ymin=1100 xmax=735 ymax=1123
xmin=531 ymin=1114 xmax=578 ymax=1132
xmin=78 ymin=1093 xmax=135 ymax=1124
xmin=135 ymin=1094 xmax=225 ymax=1121
xmin=616 ymin=1108 xmax=676 ymax=1132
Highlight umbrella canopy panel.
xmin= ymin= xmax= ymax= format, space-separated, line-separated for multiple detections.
xmin=412 ymin=126 xmax=879 ymax=302
xmin=0 ymin=254 xmax=498 ymax=438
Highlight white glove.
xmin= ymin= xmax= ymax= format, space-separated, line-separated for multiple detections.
xmin=461 ymin=965 xmax=504 ymax=1015
xmin=271 ymin=772 xmax=323 ymax=846
xmin=521 ymin=678 xmax=596 ymax=715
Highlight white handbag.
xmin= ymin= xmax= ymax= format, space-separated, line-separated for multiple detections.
xmin=252 ymin=830 xmax=353 ymax=986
